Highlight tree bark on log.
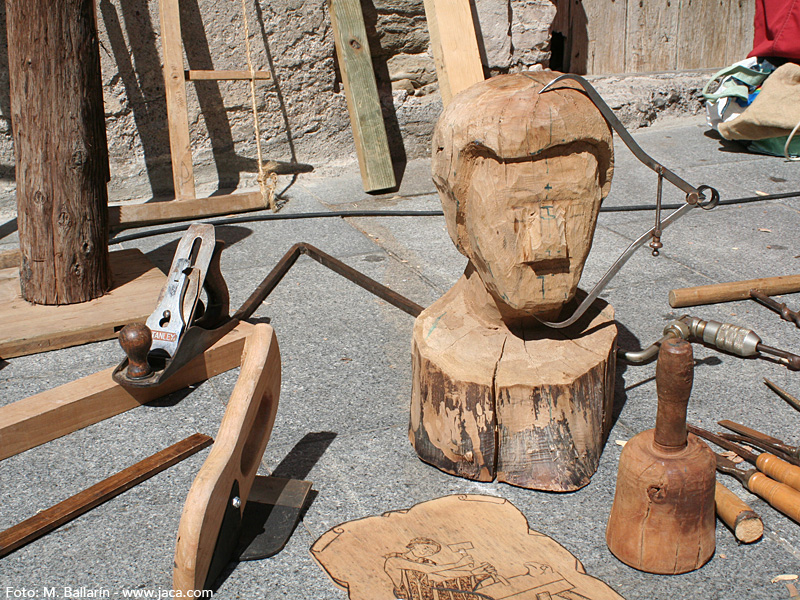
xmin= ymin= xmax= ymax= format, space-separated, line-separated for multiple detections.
xmin=410 ymin=279 xmax=618 ymax=491
xmin=7 ymin=0 xmax=110 ymax=305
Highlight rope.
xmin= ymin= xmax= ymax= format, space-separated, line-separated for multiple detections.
xmin=240 ymin=0 xmax=277 ymax=210
xmin=785 ymin=118 xmax=800 ymax=162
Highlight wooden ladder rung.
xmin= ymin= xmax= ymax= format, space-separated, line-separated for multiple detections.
xmin=185 ymin=69 xmax=272 ymax=81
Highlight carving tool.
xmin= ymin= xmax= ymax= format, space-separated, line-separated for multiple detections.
xmin=718 ymin=419 xmax=800 ymax=464
xmin=713 ymin=452 xmax=800 ymax=523
xmin=537 ymin=73 xmax=719 ymax=329
xmin=607 ymin=339 xmax=716 ymax=574
xmin=714 ymin=481 xmax=763 ymax=543
xmin=750 ymin=289 xmax=800 ymax=327
xmin=765 ymin=378 xmax=800 ymax=413
xmin=619 ymin=315 xmax=800 ymax=370
xmin=688 ymin=424 xmax=800 ymax=492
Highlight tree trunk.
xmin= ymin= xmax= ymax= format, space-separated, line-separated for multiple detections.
xmin=7 ymin=0 xmax=110 ymax=305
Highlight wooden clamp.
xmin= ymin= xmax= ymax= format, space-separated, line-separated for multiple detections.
xmin=173 ymin=323 xmax=292 ymax=592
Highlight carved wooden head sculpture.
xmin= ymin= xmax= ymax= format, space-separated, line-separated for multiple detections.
xmin=432 ymin=71 xmax=614 ymax=320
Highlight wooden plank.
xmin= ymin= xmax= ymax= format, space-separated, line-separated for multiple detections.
xmin=0 ymin=321 xmax=253 ymax=461
xmin=0 ymin=434 xmax=213 ymax=558
xmin=0 ymin=249 xmax=165 ymax=359
xmin=329 ymin=0 xmax=396 ymax=193
xmin=185 ymin=70 xmax=272 ymax=81
xmin=0 ymin=248 xmax=20 ymax=269
xmin=725 ymin=0 xmax=755 ymax=66
xmin=676 ymin=0 xmax=728 ymax=70
xmin=422 ymin=0 xmax=484 ymax=105
xmin=108 ymin=191 xmax=266 ymax=230
xmin=174 ymin=324 xmax=280 ymax=592
xmin=625 ymin=0 xmax=680 ymax=72
xmin=311 ymin=495 xmax=626 ymax=600
xmin=159 ymin=0 xmax=196 ymax=200
xmin=579 ymin=0 xmax=627 ymax=74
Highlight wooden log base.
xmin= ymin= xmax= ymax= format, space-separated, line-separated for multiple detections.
xmin=0 ymin=249 xmax=165 ymax=359
xmin=410 ymin=284 xmax=617 ymax=491
xmin=311 ymin=494 xmax=626 ymax=600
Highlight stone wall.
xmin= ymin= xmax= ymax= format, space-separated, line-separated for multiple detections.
xmin=0 ymin=0 xmax=710 ymax=210
xmin=0 ymin=0 xmax=558 ymax=204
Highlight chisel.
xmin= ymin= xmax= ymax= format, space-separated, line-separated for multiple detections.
xmin=714 ymin=453 xmax=800 ymax=523
xmin=689 ymin=424 xmax=800 ymax=491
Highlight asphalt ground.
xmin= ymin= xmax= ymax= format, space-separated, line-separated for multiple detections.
xmin=1 ymin=115 xmax=800 ymax=599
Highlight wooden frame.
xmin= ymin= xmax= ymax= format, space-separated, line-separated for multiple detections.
xmin=110 ymin=0 xmax=278 ymax=230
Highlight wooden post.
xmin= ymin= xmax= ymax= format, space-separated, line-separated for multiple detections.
xmin=6 ymin=0 xmax=110 ymax=305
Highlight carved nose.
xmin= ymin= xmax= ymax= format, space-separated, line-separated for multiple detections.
xmin=520 ymin=206 xmax=568 ymax=264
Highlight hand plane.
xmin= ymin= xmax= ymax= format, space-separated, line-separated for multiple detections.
xmin=113 ymin=224 xmax=233 ymax=387
xmin=114 ymin=227 xmax=425 ymax=388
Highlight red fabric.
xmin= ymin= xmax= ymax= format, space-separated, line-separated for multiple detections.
xmin=749 ymin=0 xmax=800 ymax=60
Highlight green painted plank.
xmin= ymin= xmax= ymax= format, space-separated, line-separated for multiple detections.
xmin=329 ymin=0 xmax=396 ymax=192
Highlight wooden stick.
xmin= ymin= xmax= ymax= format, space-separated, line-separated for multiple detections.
xmin=107 ymin=192 xmax=266 ymax=231
xmin=0 ymin=322 xmax=252 ymax=461
xmin=185 ymin=70 xmax=272 ymax=81
xmin=669 ymin=275 xmax=800 ymax=308
xmin=715 ymin=481 xmax=763 ymax=543
xmin=422 ymin=0 xmax=484 ymax=106
xmin=158 ymin=0 xmax=196 ymax=200
xmin=0 ymin=433 xmax=213 ymax=558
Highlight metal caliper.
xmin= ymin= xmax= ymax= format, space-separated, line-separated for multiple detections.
xmin=535 ymin=74 xmax=720 ymax=329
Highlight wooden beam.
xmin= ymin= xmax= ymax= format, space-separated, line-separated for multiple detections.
xmin=159 ymin=0 xmax=196 ymax=200
xmin=185 ymin=70 xmax=272 ymax=81
xmin=0 ymin=434 xmax=213 ymax=559
xmin=108 ymin=191 xmax=267 ymax=230
xmin=422 ymin=0 xmax=484 ymax=106
xmin=329 ymin=0 xmax=396 ymax=193
xmin=0 ymin=248 xmax=20 ymax=269
xmin=0 ymin=321 xmax=253 ymax=461
xmin=0 ymin=249 xmax=165 ymax=359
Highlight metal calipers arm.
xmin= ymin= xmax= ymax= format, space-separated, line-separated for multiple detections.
xmin=534 ymin=74 xmax=719 ymax=329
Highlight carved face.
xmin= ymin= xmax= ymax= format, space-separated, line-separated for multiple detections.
xmin=431 ymin=71 xmax=613 ymax=321
xmin=460 ymin=144 xmax=604 ymax=319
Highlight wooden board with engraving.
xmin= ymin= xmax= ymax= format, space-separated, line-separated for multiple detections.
xmin=311 ymin=495 xmax=626 ymax=600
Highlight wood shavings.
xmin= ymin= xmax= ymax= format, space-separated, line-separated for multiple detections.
xmin=787 ymin=583 xmax=799 ymax=598
xmin=755 ymin=191 xmax=769 ymax=196
xmin=771 ymin=574 xmax=798 ymax=583
xmin=758 ymin=228 xmax=772 ymax=233
xmin=720 ymin=450 xmax=744 ymax=464
xmin=615 ymin=440 xmax=627 ymax=447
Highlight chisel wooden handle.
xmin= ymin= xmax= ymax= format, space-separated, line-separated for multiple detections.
xmin=748 ymin=472 xmax=800 ymax=523
xmin=715 ymin=482 xmax=763 ymax=543
xmin=757 ymin=453 xmax=800 ymax=491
